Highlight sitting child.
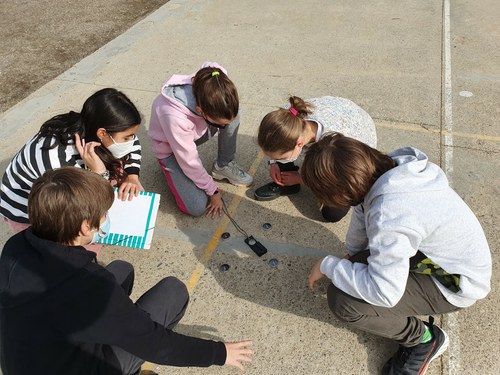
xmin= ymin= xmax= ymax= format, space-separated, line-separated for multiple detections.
xmin=1 ymin=88 xmax=144 ymax=235
xmin=149 ymin=62 xmax=253 ymax=219
xmin=0 ymin=167 xmax=253 ymax=375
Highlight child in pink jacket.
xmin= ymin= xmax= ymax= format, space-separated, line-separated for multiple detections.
xmin=149 ymin=62 xmax=252 ymax=218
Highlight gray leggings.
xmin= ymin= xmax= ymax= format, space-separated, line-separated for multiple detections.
xmin=327 ymin=250 xmax=461 ymax=347
xmin=159 ymin=116 xmax=239 ymax=217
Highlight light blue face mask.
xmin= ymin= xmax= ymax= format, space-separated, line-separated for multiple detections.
xmin=90 ymin=213 xmax=111 ymax=244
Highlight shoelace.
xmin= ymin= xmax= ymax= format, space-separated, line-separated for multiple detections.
xmin=227 ymin=161 xmax=246 ymax=176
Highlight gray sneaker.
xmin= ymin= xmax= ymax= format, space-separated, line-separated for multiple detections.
xmin=212 ymin=161 xmax=253 ymax=186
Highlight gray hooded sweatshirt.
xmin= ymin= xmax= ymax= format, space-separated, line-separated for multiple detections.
xmin=320 ymin=147 xmax=491 ymax=308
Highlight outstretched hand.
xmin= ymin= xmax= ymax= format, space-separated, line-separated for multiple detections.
xmin=224 ymin=341 xmax=254 ymax=371
xmin=74 ymin=133 xmax=106 ymax=174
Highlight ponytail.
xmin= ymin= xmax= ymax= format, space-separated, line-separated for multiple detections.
xmin=258 ymin=96 xmax=314 ymax=153
xmin=192 ymin=67 xmax=239 ymax=120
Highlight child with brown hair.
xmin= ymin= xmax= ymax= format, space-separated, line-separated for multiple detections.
xmin=303 ymin=133 xmax=491 ymax=375
xmin=149 ymin=62 xmax=253 ymax=219
xmin=255 ymin=96 xmax=377 ymax=222
xmin=0 ymin=167 xmax=253 ymax=375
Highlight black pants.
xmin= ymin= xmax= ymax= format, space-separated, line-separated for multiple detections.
xmin=105 ymin=261 xmax=189 ymax=374
xmin=327 ymin=251 xmax=460 ymax=347
xmin=278 ymin=162 xmax=350 ymax=222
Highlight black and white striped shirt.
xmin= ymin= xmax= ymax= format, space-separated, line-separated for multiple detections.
xmin=0 ymin=134 xmax=142 ymax=223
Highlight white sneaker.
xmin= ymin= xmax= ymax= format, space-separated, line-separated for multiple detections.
xmin=212 ymin=161 xmax=253 ymax=186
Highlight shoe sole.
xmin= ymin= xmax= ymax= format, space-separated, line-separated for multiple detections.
xmin=419 ymin=330 xmax=449 ymax=375
xmin=212 ymin=172 xmax=253 ymax=187
xmin=254 ymin=193 xmax=280 ymax=201
xmin=254 ymin=190 xmax=300 ymax=201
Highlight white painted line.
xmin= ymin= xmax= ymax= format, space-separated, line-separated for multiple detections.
xmin=442 ymin=1 xmax=461 ymax=374
xmin=443 ymin=0 xmax=454 ymax=186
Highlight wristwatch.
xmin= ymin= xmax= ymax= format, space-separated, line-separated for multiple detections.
xmin=84 ymin=165 xmax=110 ymax=180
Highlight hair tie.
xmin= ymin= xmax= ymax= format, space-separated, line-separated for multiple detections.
xmin=211 ymin=71 xmax=220 ymax=77
xmin=289 ymin=107 xmax=298 ymax=116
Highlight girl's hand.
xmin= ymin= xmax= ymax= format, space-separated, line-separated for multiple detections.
xmin=74 ymin=133 xmax=106 ymax=174
xmin=280 ymin=171 xmax=302 ymax=186
xmin=269 ymin=163 xmax=284 ymax=186
xmin=118 ymin=174 xmax=144 ymax=201
xmin=224 ymin=341 xmax=254 ymax=371
xmin=206 ymin=192 xmax=223 ymax=219
xmin=309 ymin=258 xmax=326 ymax=289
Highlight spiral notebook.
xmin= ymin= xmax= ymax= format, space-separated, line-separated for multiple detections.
xmin=98 ymin=190 xmax=161 ymax=249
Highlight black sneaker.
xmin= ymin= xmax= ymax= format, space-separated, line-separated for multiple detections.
xmin=382 ymin=317 xmax=449 ymax=375
xmin=254 ymin=182 xmax=300 ymax=201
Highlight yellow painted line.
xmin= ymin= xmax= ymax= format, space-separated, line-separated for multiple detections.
xmin=141 ymin=152 xmax=265 ymax=373
xmin=186 ymin=151 xmax=265 ymax=293
xmin=376 ymin=120 xmax=500 ymax=142
xmin=140 ymin=362 xmax=154 ymax=371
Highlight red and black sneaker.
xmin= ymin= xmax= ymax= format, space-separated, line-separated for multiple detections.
xmin=382 ymin=316 xmax=449 ymax=375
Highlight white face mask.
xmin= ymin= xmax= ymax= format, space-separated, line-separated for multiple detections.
xmin=107 ymin=135 xmax=137 ymax=159
xmin=275 ymin=146 xmax=302 ymax=164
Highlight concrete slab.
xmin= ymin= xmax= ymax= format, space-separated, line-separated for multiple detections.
xmin=1 ymin=0 xmax=498 ymax=374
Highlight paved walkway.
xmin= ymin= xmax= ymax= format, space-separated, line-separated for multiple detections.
xmin=1 ymin=1 xmax=498 ymax=374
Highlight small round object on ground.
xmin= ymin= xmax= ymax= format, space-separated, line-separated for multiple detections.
xmin=263 ymin=222 xmax=272 ymax=230
xmin=221 ymin=232 xmax=230 ymax=240
xmin=219 ymin=264 xmax=230 ymax=272
xmin=269 ymin=258 xmax=279 ymax=268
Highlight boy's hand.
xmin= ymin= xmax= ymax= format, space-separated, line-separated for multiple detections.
xmin=280 ymin=171 xmax=302 ymax=186
xmin=309 ymin=258 xmax=326 ymax=289
xmin=269 ymin=163 xmax=284 ymax=186
xmin=118 ymin=174 xmax=144 ymax=201
xmin=206 ymin=192 xmax=223 ymax=219
xmin=224 ymin=341 xmax=254 ymax=371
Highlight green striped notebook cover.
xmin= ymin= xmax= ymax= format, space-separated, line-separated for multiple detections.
xmin=98 ymin=190 xmax=161 ymax=249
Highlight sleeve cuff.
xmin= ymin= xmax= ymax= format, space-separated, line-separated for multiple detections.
xmin=213 ymin=341 xmax=227 ymax=366
xmin=320 ymin=256 xmax=341 ymax=279
xmin=124 ymin=167 xmax=140 ymax=176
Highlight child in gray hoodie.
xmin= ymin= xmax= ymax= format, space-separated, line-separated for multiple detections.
xmin=303 ymin=133 xmax=491 ymax=375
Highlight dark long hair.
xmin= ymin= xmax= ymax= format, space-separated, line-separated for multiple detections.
xmin=38 ymin=88 xmax=141 ymax=182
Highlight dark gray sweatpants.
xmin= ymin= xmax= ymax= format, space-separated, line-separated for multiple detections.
xmin=105 ymin=260 xmax=189 ymax=374
xmin=327 ymin=251 xmax=461 ymax=347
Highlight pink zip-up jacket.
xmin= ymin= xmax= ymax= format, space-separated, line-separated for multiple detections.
xmin=149 ymin=62 xmax=226 ymax=196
